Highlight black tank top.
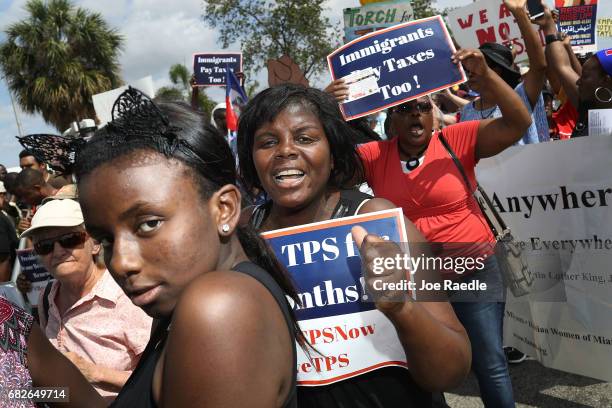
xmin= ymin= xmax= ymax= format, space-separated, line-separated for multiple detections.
xmin=111 ymin=262 xmax=298 ymax=408
xmin=252 ymin=189 xmax=448 ymax=408
xmin=251 ymin=189 xmax=373 ymax=230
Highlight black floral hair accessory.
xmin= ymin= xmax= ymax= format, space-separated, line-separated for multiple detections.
xmin=106 ymin=87 xmax=180 ymax=153
xmin=17 ymin=133 xmax=86 ymax=175
xmin=104 ymin=86 xmax=205 ymax=163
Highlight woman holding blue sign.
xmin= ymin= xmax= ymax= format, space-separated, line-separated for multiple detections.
xmin=74 ymin=89 xmax=301 ymax=408
xmin=356 ymin=49 xmax=532 ymax=408
xmin=238 ymin=84 xmax=471 ymax=407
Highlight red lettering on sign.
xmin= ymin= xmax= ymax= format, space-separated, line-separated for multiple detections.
xmin=476 ymin=26 xmax=496 ymax=45
xmin=338 ymin=354 xmax=350 ymax=368
xmin=457 ymin=14 xmax=474 ymax=29
xmin=298 ymin=353 xmax=351 ymax=374
xmin=479 ymin=9 xmax=488 ymax=24
xmin=499 ymin=3 xmax=511 ymax=19
xmin=499 ymin=22 xmax=511 ymax=41
xmin=303 ymin=324 xmax=377 ymax=345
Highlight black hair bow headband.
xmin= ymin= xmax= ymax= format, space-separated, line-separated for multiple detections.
xmin=105 ymin=86 xmax=183 ymax=156
xmin=16 ymin=133 xmax=86 ymax=175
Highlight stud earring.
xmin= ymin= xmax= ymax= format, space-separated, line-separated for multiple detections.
xmin=221 ymin=224 xmax=230 ymax=233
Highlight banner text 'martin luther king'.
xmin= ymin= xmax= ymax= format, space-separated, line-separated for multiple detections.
xmin=328 ymin=15 xmax=466 ymax=120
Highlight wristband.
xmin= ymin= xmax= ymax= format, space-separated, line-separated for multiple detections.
xmin=545 ymin=33 xmax=561 ymax=45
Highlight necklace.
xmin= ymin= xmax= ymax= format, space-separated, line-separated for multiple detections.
xmin=400 ymin=144 xmax=428 ymax=171
xmin=477 ymin=97 xmax=495 ymax=120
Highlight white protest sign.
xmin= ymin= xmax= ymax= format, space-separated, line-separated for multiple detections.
xmin=16 ymin=249 xmax=51 ymax=307
xmin=92 ymin=76 xmax=155 ymax=126
xmin=588 ymin=109 xmax=612 ymax=136
xmin=476 ymin=136 xmax=612 ymax=381
xmin=446 ymin=0 xmax=542 ymax=63
xmin=343 ymin=0 xmax=414 ymax=42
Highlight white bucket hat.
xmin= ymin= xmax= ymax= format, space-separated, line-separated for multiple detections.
xmin=20 ymin=199 xmax=84 ymax=238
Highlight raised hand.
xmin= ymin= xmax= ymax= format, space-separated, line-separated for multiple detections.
xmin=533 ymin=4 xmax=557 ymax=34
xmin=452 ymin=49 xmax=491 ymax=93
xmin=324 ymin=79 xmax=349 ymax=103
xmin=503 ymin=0 xmax=527 ymax=13
xmin=16 ymin=273 xmax=32 ymax=294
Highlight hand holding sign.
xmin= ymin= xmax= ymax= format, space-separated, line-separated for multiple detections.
xmin=351 ymin=225 xmax=410 ymax=315
xmin=452 ymin=48 xmax=490 ymax=93
xmin=324 ymin=79 xmax=349 ymax=103
xmin=16 ymin=272 xmax=31 ymax=294
xmin=532 ymin=5 xmax=557 ymax=35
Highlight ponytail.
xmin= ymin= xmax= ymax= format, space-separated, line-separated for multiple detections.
xmin=236 ymin=224 xmax=308 ymax=348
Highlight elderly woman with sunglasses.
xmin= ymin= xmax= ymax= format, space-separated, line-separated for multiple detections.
xmin=329 ymin=49 xmax=532 ymax=407
xmin=20 ymin=199 xmax=152 ymax=403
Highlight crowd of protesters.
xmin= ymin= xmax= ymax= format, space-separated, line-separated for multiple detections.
xmin=1 ymin=0 xmax=611 ymax=406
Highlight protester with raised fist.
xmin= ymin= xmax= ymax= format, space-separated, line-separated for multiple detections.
xmin=75 ymin=89 xmax=300 ymax=408
xmin=459 ymin=0 xmax=548 ymax=144
xmin=355 ymin=49 xmax=532 ymax=407
xmin=238 ymin=84 xmax=471 ymax=407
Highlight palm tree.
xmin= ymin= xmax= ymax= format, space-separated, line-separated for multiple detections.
xmin=0 ymin=0 xmax=124 ymax=132
xmin=157 ymin=63 xmax=217 ymax=118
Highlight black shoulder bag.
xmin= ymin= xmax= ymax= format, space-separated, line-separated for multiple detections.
xmin=438 ymin=133 xmax=533 ymax=297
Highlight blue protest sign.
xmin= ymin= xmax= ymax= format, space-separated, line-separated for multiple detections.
xmin=262 ymin=209 xmax=406 ymax=321
xmin=262 ymin=209 xmax=408 ymax=385
xmin=328 ymin=15 xmax=466 ymax=120
xmin=17 ymin=248 xmax=52 ymax=306
xmin=193 ymin=52 xmax=242 ymax=86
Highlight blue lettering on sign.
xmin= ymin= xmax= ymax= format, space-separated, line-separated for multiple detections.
xmin=328 ymin=16 xmax=465 ymax=120
xmin=265 ymin=214 xmax=402 ymax=321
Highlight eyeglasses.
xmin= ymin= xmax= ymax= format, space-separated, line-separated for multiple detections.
xmin=34 ymin=231 xmax=88 ymax=255
xmin=393 ymin=101 xmax=433 ymax=114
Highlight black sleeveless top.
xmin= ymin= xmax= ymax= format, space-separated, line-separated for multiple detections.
xmin=252 ymin=189 xmax=449 ymax=408
xmin=111 ymin=262 xmax=298 ymax=408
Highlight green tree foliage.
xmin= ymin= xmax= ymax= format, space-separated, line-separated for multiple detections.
xmin=411 ymin=0 xmax=439 ymax=20
xmin=156 ymin=63 xmax=217 ymax=118
xmin=202 ymin=0 xmax=340 ymax=80
xmin=0 ymin=0 xmax=123 ymax=131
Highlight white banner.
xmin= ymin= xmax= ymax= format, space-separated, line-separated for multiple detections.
xmin=476 ymin=136 xmax=612 ymax=381
xmin=445 ymin=0 xmax=542 ymax=63
xmin=92 ymin=76 xmax=155 ymax=126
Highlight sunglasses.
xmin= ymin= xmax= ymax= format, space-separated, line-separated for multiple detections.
xmin=34 ymin=231 xmax=88 ymax=255
xmin=393 ymin=101 xmax=433 ymax=114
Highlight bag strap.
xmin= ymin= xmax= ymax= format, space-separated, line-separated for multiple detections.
xmin=437 ymin=132 xmax=508 ymax=235
xmin=41 ymin=279 xmax=53 ymax=328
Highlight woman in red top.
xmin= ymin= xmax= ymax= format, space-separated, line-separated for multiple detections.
xmin=356 ymin=48 xmax=532 ymax=408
